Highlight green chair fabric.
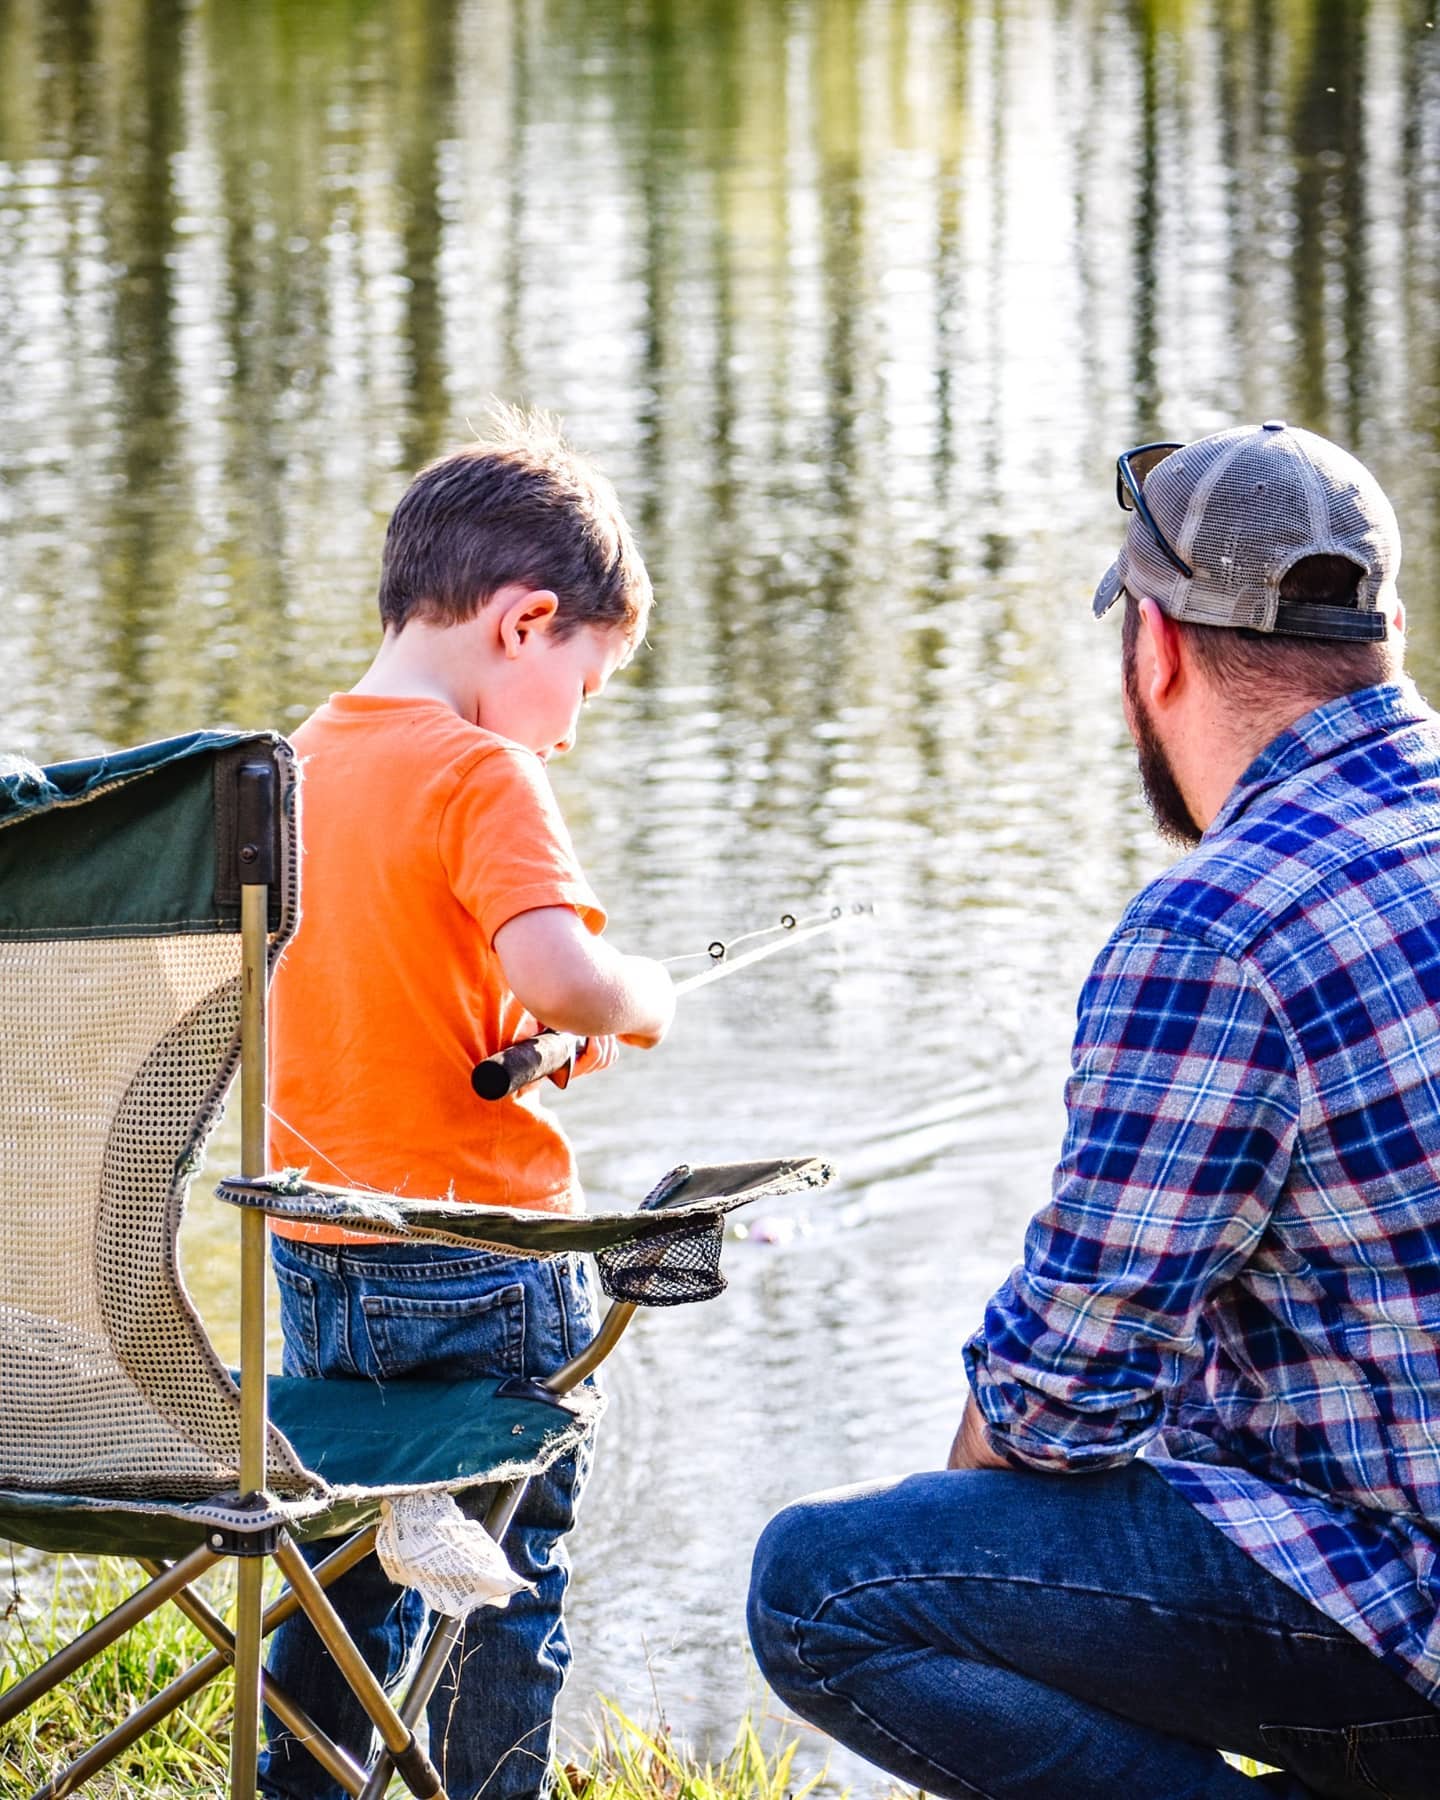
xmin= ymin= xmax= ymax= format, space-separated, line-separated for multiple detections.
xmin=268 ymin=1373 xmax=585 ymax=1493
xmin=0 ymin=733 xmax=603 ymax=1530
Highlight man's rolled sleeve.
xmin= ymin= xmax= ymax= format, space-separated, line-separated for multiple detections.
xmin=965 ymin=930 xmax=1300 ymax=1472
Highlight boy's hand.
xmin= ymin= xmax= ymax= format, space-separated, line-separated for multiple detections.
xmin=495 ymin=907 xmax=676 ymax=1046
xmin=570 ymin=1033 xmax=619 ymax=1080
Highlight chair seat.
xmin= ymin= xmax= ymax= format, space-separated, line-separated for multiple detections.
xmin=0 ymin=1373 xmax=594 ymax=1560
xmin=268 ymin=1370 xmax=587 ymax=1491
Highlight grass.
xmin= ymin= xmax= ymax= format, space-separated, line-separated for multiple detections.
xmin=556 ymin=1707 xmax=827 ymax=1800
xmin=1 ymin=1556 xmax=234 ymax=1795
xmin=0 ymin=1556 xmax=1275 ymax=1796
xmin=0 ymin=1557 xmax=827 ymax=1800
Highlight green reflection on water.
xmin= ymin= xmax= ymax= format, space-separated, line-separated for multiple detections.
xmin=4 ymin=0 xmax=1436 ymax=757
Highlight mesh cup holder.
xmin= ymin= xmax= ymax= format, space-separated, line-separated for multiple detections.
xmin=595 ymin=1216 xmax=726 ymax=1306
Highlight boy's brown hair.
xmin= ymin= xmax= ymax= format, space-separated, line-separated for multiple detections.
xmin=377 ymin=405 xmax=652 ymax=640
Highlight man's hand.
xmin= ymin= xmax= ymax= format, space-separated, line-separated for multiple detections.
xmin=947 ymin=1394 xmax=1013 ymax=1471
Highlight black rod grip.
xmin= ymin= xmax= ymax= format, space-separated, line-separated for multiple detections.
xmin=471 ymin=1030 xmax=578 ymax=1101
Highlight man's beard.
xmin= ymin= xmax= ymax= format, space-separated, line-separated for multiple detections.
xmin=1123 ymin=640 xmax=1204 ymax=849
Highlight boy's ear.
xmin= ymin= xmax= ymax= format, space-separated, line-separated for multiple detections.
xmin=497 ymin=589 xmax=560 ymax=659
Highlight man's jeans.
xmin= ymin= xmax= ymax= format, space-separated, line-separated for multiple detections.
xmin=747 ymin=1462 xmax=1440 ymax=1799
xmin=259 ymin=1237 xmax=599 ymax=1800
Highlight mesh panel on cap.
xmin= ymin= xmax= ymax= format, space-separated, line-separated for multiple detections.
xmin=1134 ymin=425 xmax=1398 ymax=631
xmin=1128 ymin=435 xmax=1239 ymax=619
xmin=1312 ymin=434 xmax=1400 ymax=604
xmin=1184 ymin=435 xmax=1316 ymax=628
xmin=1120 ymin=531 xmax=1185 ymax=613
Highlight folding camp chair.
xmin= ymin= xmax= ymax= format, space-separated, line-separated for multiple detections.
xmin=0 ymin=730 xmax=830 ymax=1800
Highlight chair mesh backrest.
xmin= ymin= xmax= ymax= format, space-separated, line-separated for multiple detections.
xmin=0 ymin=734 xmax=314 ymax=1500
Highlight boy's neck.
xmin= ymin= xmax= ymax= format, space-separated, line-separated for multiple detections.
xmin=349 ymin=621 xmax=481 ymax=720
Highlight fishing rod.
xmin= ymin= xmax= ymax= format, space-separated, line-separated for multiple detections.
xmin=470 ymin=902 xmax=873 ymax=1101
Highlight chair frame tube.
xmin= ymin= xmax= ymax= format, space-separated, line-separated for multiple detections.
xmin=232 ymin=877 xmax=272 ymax=1800
xmin=24 ymin=1531 xmax=380 ymax=1800
xmin=355 ymin=1299 xmax=641 ymax=1800
xmin=28 ymin=1649 xmax=224 ymax=1800
xmin=274 ymin=1537 xmax=444 ymax=1797
xmin=137 ymin=1558 xmax=368 ymax=1795
xmin=0 ymin=1543 xmax=220 ymax=1733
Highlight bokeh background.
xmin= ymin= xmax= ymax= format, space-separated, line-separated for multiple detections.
xmin=3 ymin=0 xmax=1439 ymax=1785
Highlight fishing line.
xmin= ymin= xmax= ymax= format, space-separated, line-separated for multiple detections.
xmin=263 ymin=1102 xmax=370 ymax=1190
xmin=670 ymin=903 xmax=874 ymax=995
xmin=471 ymin=901 xmax=874 ymax=1098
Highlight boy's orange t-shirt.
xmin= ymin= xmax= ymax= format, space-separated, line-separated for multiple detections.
xmin=268 ymin=694 xmax=607 ymax=1243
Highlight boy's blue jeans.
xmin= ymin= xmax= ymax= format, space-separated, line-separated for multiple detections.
xmin=259 ymin=1236 xmax=599 ymax=1800
xmin=747 ymin=1462 xmax=1440 ymax=1799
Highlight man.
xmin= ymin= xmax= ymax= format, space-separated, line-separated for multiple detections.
xmin=748 ymin=423 xmax=1440 ymax=1799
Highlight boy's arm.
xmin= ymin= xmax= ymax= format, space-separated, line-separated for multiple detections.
xmin=494 ymin=906 xmax=676 ymax=1048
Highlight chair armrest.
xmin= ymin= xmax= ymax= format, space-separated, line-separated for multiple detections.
xmin=215 ymin=1158 xmax=833 ymax=1262
xmin=636 ymin=1159 xmax=832 ymax=1212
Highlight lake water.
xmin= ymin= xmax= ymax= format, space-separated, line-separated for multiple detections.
xmin=3 ymin=0 xmax=1440 ymax=1787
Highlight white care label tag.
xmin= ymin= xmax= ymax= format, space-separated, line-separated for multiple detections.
xmin=375 ymin=1493 xmax=534 ymax=1617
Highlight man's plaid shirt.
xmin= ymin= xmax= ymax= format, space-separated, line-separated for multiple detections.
xmin=966 ymin=681 xmax=1440 ymax=1703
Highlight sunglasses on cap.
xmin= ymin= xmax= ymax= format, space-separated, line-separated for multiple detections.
xmin=1116 ymin=442 xmax=1193 ymax=579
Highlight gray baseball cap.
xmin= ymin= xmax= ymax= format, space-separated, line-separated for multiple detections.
xmin=1092 ymin=421 xmax=1401 ymax=641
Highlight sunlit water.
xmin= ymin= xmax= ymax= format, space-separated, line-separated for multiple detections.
xmin=3 ymin=0 xmax=1440 ymax=1787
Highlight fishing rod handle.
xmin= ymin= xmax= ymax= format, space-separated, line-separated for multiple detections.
xmin=471 ymin=1030 xmax=579 ymax=1101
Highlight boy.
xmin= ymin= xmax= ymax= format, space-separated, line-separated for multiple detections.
xmin=258 ymin=409 xmax=675 ymax=1800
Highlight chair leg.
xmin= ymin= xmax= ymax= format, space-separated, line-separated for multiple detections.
xmin=354 ymin=1613 xmax=464 ymax=1800
xmin=15 ymin=1531 xmax=381 ymax=1800
xmin=26 ymin=1646 xmax=226 ymax=1800
xmin=274 ymin=1536 xmax=447 ymax=1799
xmin=137 ymin=1558 xmax=367 ymax=1796
xmin=356 ymin=1476 xmax=532 ymax=1800
xmin=231 ymin=1555 xmax=266 ymax=1800
xmin=0 ymin=1543 xmax=221 ymax=1730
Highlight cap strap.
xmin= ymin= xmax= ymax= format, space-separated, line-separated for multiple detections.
xmin=1271 ymin=601 xmax=1389 ymax=642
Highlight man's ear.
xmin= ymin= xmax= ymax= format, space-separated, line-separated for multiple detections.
xmin=497 ymin=589 xmax=560 ymax=660
xmin=1139 ymin=596 xmax=1184 ymax=710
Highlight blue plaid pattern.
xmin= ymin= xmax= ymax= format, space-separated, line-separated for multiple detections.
xmin=966 ymin=681 xmax=1440 ymax=1703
